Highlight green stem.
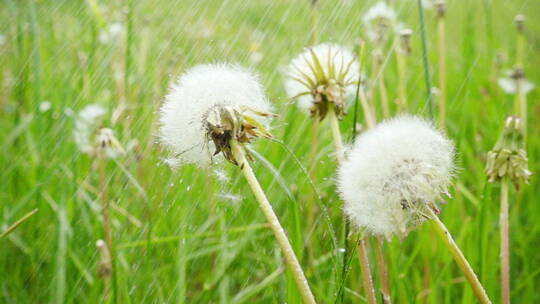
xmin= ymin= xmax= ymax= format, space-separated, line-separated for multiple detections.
xmin=500 ymin=180 xmax=510 ymax=304
xmin=231 ymin=141 xmax=317 ymax=304
xmin=429 ymin=209 xmax=492 ymax=303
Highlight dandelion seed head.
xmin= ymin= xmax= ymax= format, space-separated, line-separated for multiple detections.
xmin=159 ymin=63 xmax=272 ymax=168
xmin=338 ymin=115 xmax=455 ymax=237
xmin=285 ymin=43 xmax=359 ymax=119
xmin=74 ymin=104 xmax=107 ymax=154
xmin=363 ymin=2 xmax=397 ymax=42
xmin=96 ymin=128 xmax=125 ymax=159
xmin=498 ymin=69 xmax=534 ymax=94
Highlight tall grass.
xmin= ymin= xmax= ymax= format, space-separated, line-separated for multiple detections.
xmin=1 ymin=0 xmax=539 ymax=303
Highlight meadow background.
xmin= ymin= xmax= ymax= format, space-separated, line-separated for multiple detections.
xmin=1 ymin=0 xmax=539 ymax=303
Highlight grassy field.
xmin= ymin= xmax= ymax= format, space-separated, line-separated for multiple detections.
xmin=1 ymin=0 xmax=539 ymax=303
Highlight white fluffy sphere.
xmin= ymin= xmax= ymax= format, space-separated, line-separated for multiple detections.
xmin=159 ymin=63 xmax=272 ymax=167
xmin=338 ymin=116 xmax=455 ymax=237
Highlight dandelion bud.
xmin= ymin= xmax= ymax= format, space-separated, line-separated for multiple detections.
xmin=486 ymin=116 xmax=531 ymax=188
xmin=399 ymin=28 xmax=413 ymax=55
xmin=159 ymin=63 xmax=273 ymax=167
xmin=285 ymin=44 xmax=359 ymax=120
xmin=96 ymin=239 xmax=112 ymax=278
xmin=337 ymin=116 xmax=455 ymax=238
xmin=515 ymin=14 xmax=525 ymax=33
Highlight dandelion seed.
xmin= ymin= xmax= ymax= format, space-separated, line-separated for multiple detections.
xmin=338 ymin=115 xmax=455 ymax=237
xmin=285 ymin=43 xmax=360 ymax=120
xmin=159 ymin=63 xmax=273 ymax=167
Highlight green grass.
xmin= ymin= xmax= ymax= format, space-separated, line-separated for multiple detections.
xmin=1 ymin=0 xmax=539 ymax=303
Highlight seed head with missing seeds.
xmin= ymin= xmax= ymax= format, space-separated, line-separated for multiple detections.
xmin=159 ymin=63 xmax=274 ymax=167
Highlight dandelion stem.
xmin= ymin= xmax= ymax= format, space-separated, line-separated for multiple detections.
xmin=516 ymin=78 xmax=527 ymax=141
xmin=500 ymin=179 xmax=510 ymax=304
xmin=98 ymin=158 xmax=117 ymax=302
xmin=231 ymin=141 xmax=317 ymax=304
xmin=375 ymin=237 xmax=391 ymax=304
xmin=429 ymin=208 xmax=492 ymax=304
xmin=437 ymin=7 xmax=447 ymax=130
xmin=357 ymin=238 xmax=377 ymax=304
xmin=328 ymin=107 xmax=345 ymax=163
xmin=417 ymin=0 xmax=434 ymax=119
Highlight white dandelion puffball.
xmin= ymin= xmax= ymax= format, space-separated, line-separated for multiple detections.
xmin=498 ymin=70 xmax=535 ymax=95
xmin=159 ymin=63 xmax=272 ymax=167
xmin=363 ymin=2 xmax=397 ymax=41
xmin=285 ymin=43 xmax=360 ymax=112
xmin=74 ymin=104 xmax=107 ymax=154
xmin=338 ymin=116 xmax=455 ymax=237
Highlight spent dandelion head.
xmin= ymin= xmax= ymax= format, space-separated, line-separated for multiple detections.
xmin=363 ymin=2 xmax=397 ymax=43
xmin=486 ymin=116 xmax=531 ymax=188
xmin=498 ymin=67 xmax=535 ymax=95
xmin=337 ymin=116 xmax=455 ymax=238
xmin=95 ymin=128 xmax=125 ymax=159
xmin=159 ymin=63 xmax=274 ymax=168
xmin=285 ymin=43 xmax=360 ymax=120
xmin=74 ymin=104 xmax=107 ymax=154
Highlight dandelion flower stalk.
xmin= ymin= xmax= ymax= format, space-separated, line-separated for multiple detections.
xmin=160 ymin=63 xmax=316 ymax=303
xmin=436 ymin=1 xmax=447 ymax=129
xmin=499 ymin=179 xmax=510 ymax=304
xmin=486 ymin=117 xmax=531 ymax=304
xmin=427 ymin=208 xmax=491 ymax=303
xmin=230 ymin=141 xmax=316 ymax=304
xmin=338 ymin=116 xmax=491 ymax=304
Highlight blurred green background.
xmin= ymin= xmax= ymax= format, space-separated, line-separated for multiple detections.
xmin=1 ymin=0 xmax=539 ymax=303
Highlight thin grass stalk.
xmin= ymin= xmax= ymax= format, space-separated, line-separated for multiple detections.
xmin=0 ymin=208 xmax=38 ymax=238
xmin=428 ymin=208 xmax=492 ymax=304
xmin=417 ymin=0 xmax=434 ymax=119
xmin=357 ymin=238 xmax=377 ymax=304
xmin=437 ymin=5 xmax=447 ymax=129
xmin=306 ymin=0 xmax=320 ymax=268
xmin=373 ymin=53 xmax=390 ymax=118
xmin=230 ymin=141 xmax=316 ymax=304
xmin=328 ymin=106 xmax=376 ymax=303
xmin=500 ymin=180 xmax=510 ymax=304
xmin=375 ymin=237 xmax=391 ymax=304
xmin=395 ymin=40 xmax=408 ymax=113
